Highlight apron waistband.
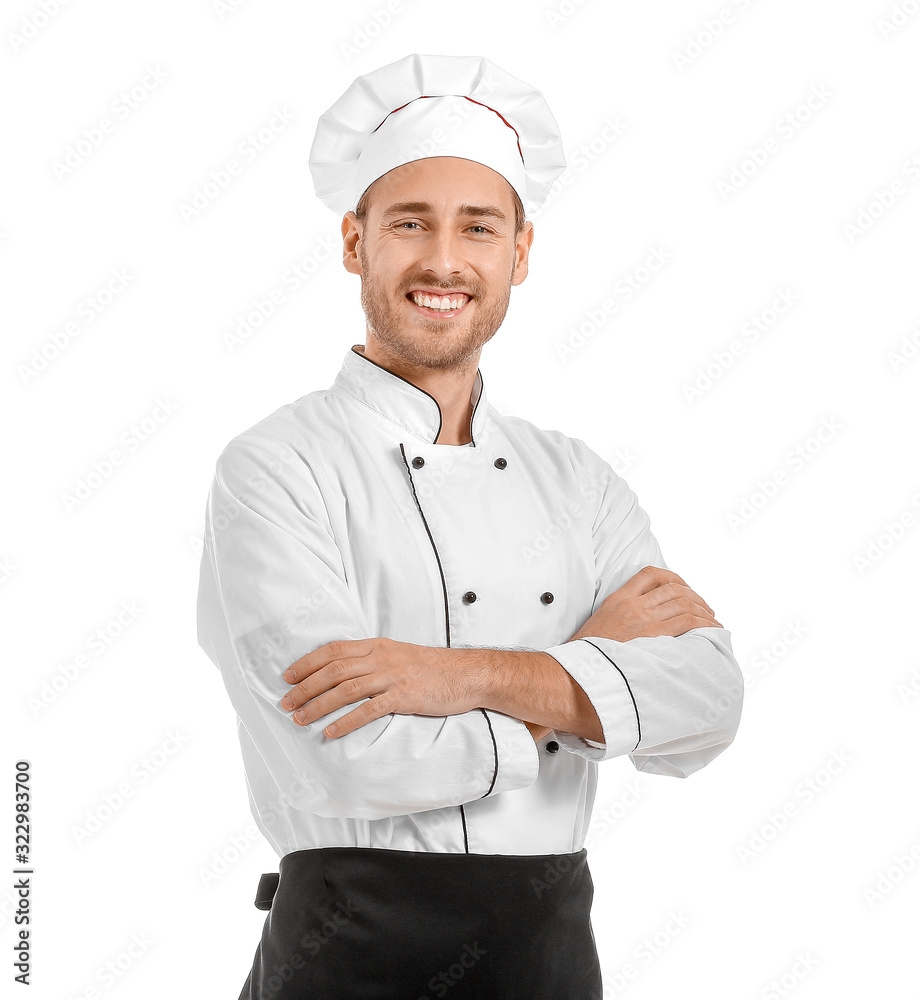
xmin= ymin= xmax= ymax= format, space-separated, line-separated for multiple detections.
xmin=254 ymin=845 xmax=588 ymax=909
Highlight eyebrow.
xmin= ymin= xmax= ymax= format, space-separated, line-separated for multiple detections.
xmin=379 ymin=201 xmax=508 ymax=223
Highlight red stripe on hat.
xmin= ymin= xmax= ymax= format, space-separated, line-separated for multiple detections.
xmin=371 ymin=95 xmax=524 ymax=163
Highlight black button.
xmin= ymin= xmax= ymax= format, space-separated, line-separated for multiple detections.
xmin=412 ymin=456 xmax=425 ymax=468
xmin=540 ymin=592 xmax=554 ymax=604
xmin=545 ymin=740 xmax=559 ymax=754
xmin=494 ymin=457 xmax=507 ymax=469
xmin=462 ymin=591 xmax=477 ymax=604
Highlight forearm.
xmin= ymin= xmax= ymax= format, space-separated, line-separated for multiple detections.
xmin=472 ymin=648 xmax=604 ymax=744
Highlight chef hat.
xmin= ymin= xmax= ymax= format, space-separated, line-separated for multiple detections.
xmin=309 ymin=53 xmax=566 ymax=218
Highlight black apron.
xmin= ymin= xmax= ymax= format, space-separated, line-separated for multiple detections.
xmin=238 ymin=846 xmax=603 ymax=999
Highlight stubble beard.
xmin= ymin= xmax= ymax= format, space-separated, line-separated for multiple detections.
xmin=359 ymin=252 xmax=514 ymax=371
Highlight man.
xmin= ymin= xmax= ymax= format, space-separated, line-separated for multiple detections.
xmin=197 ymin=53 xmax=744 ymax=999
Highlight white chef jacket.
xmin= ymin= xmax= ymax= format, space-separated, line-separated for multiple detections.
xmin=197 ymin=344 xmax=743 ymax=858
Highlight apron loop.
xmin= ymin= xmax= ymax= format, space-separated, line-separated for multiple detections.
xmin=253 ymin=872 xmax=279 ymax=911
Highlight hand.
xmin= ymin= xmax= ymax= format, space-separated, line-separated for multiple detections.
xmin=569 ymin=565 xmax=723 ymax=643
xmin=279 ymin=638 xmax=483 ymax=739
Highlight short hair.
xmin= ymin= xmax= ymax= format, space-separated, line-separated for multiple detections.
xmin=354 ymin=176 xmax=526 ymax=236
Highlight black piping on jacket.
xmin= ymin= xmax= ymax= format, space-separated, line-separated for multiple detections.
xmin=351 ymin=347 xmax=485 ymax=447
xmin=398 ymin=442 xmax=499 ymax=854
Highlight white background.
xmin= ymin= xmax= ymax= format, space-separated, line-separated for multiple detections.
xmin=3 ymin=0 xmax=919 ymax=997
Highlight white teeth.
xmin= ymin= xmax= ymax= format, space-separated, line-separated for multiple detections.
xmin=411 ymin=292 xmax=468 ymax=311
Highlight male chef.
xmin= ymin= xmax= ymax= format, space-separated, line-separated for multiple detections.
xmin=197 ymin=53 xmax=744 ymax=1000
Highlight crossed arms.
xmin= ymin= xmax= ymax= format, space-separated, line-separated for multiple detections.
xmin=197 ymin=432 xmax=743 ymax=821
xmin=278 ymin=565 xmax=724 ymax=746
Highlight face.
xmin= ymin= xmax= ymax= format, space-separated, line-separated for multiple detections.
xmin=342 ymin=156 xmax=534 ymax=371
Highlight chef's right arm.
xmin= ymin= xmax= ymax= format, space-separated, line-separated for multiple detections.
xmin=196 ymin=432 xmax=539 ymax=822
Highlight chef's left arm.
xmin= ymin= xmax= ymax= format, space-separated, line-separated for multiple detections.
xmin=506 ymin=439 xmax=744 ymax=778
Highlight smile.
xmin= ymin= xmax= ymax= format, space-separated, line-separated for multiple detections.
xmin=407 ymin=290 xmax=471 ymax=318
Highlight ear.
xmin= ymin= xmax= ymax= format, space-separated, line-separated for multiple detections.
xmin=342 ymin=211 xmax=361 ymax=276
xmin=511 ymin=221 xmax=535 ymax=286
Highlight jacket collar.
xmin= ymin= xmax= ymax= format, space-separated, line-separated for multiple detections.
xmin=333 ymin=344 xmax=488 ymax=446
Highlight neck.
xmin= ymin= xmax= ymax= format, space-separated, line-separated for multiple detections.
xmin=356 ymin=341 xmax=479 ymax=446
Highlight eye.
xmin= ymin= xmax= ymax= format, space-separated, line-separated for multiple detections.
xmin=396 ymin=221 xmax=422 ymax=230
xmin=467 ymin=225 xmax=490 ymax=234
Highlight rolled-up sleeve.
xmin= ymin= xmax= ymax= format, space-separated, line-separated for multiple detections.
xmin=540 ymin=439 xmax=744 ymax=777
xmin=197 ymin=432 xmax=539 ymax=821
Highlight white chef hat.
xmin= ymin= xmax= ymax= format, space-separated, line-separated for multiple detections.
xmin=309 ymin=53 xmax=566 ymax=218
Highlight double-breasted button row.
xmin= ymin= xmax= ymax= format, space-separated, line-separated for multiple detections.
xmin=409 ymin=456 xmax=508 ymax=469
xmin=461 ymin=591 xmax=554 ymax=604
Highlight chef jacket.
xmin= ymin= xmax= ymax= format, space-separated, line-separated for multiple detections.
xmin=196 ymin=344 xmax=743 ymax=858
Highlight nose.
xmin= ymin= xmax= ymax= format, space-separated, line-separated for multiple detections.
xmin=416 ymin=225 xmax=466 ymax=281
